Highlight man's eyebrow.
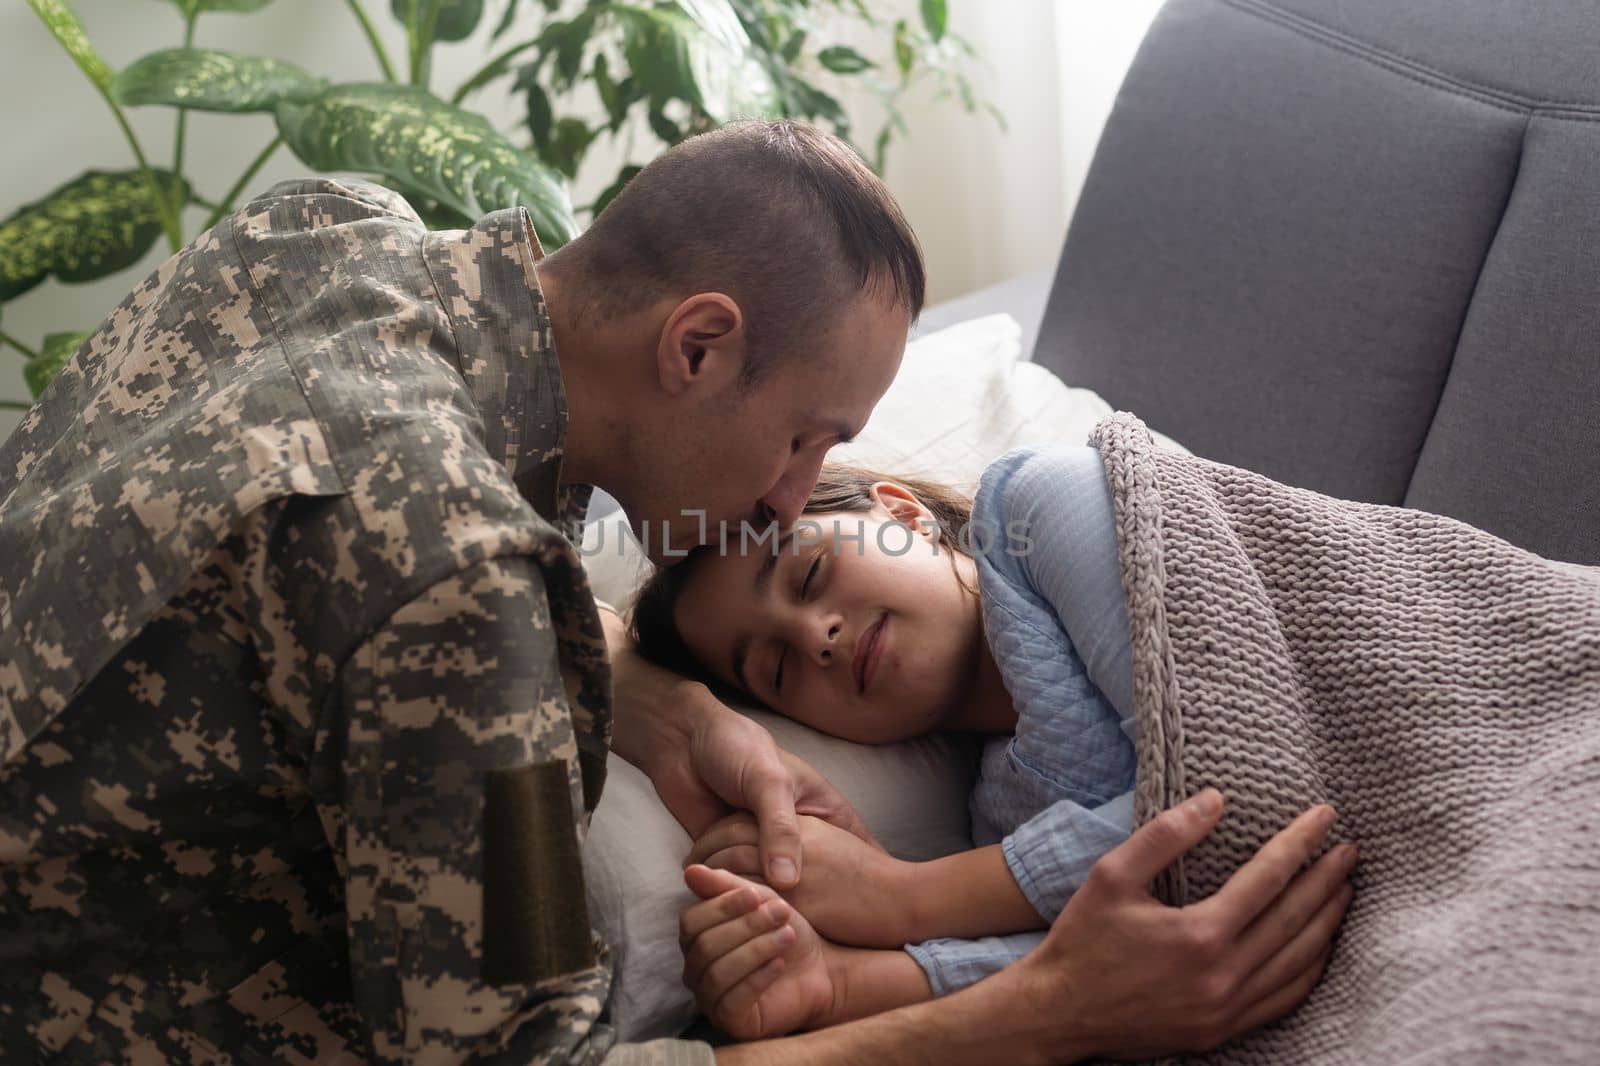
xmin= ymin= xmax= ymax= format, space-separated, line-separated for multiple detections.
xmin=731 ymin=528 xmax=800 ymax=691
xmin=827 ymin=420 xmax=859 ymax=445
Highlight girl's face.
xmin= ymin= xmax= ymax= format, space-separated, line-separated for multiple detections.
xmin=673 ymin=485 xmax=990 ymax=744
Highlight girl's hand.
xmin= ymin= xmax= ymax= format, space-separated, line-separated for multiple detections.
xmin=680 ymin=865 xmax=838 ymax=1039
xmin=688 ymin=812 xmax=915 ymax=948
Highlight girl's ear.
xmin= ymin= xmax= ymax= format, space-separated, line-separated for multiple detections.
xmin=869 ymin=481 xmax=937 ymax=538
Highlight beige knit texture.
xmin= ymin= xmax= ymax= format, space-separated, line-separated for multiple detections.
xmin=1092 ymin=413 xmax=1600 ymax=1064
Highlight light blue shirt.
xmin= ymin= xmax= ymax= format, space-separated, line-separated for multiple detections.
xmin=905 ymin=445 xmax=1137 ymax=997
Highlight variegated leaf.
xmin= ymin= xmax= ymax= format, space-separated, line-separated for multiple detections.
xmin=275 ymin=82 xmax=577 ymax=245
xmin=0 ymin=169 xmax=190 ymax=301
xmin=112 ymin=48 xmax=325 ymax=113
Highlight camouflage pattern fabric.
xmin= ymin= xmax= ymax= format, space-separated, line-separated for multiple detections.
xmin=0 ymin=179 xmax=712 ymax=1065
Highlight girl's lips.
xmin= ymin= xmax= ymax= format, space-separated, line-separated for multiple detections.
xmin=854 ymin=614 xmax=888 ymax=694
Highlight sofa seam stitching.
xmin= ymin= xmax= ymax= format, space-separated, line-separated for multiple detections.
xmin=1399 ymin=108 xmax=1535 ymax=504
xmin=1218 ymin=0 xmax=1600 ymax=116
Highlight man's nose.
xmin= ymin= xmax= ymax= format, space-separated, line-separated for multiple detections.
xmin=761 ymin=452 xmax=826 ymax=528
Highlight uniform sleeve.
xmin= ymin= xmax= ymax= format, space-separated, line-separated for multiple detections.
xmin=319 ymin=555 xmax=711 ymax=1065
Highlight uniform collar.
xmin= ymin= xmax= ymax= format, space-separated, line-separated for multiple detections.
xmin=422 ymin=208 xmax=571 ymax=525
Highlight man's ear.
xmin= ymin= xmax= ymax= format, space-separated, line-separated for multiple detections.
xmin=655 ymin=293 xmax=746 ymax=397
xmin=870 ymin=481 xmax=936 ymax=537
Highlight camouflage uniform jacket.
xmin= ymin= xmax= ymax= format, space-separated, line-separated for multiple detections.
xmin=0 ymin=179 xmax=712 ymax=1066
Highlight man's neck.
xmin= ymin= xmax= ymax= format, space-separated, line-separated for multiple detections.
xmin=534 ymin=259 xmax=606 ymax=490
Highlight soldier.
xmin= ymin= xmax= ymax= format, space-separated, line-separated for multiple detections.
xmin=0 ymin=120 xmax=1350 ymax=1063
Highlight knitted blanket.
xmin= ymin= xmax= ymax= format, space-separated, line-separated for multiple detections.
xmin=1090 ymin=413 xmax=1600 ymax=1064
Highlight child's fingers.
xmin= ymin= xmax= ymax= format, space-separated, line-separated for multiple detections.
xmin=695 ymin=923 xmax=797 ymax=1010
xmin=680 ymin=872 xmax=766 ymax=946
xmin=682 ymin=897 xmax=793 ymax=987
xmin=711 ymin=956 xmax=788 ymax=1037
xmin=686 ymin=813 xmax=761 ymax=867
xmin=683 ymin=863 xmax=766 ymax=904
xmin=701 ymin=843 xmax=764 ymax=879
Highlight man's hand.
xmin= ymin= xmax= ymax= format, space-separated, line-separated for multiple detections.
xmin=601 ymin=606 xmax=876 ymax=890
xmin=1008 ymin=790 xmax=1357 ymax=1061
xmin=689 ymin=812 xmax=909 ymax=948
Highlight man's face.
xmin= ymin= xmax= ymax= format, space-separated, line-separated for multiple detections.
xmin=632 ymin=292 xmax=908 ymax=562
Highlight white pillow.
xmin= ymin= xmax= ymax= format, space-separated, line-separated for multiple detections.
xmin=583 ymin=710 xmax=978 ymax=1041
xmin=579 ymin=313 xmax=1190 ymax=1041
xmin=831 ymin=312 xmax=1188 ymax=494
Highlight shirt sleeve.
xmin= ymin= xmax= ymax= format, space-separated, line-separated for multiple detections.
xmin=973 ymin=445 xmax=1141 ymax=921
xmin=320 ymin=555 xmax=711 ymax=1065
xmin=904 ymin=789 xmax=1135 ymax=996
xmin=1001 ymin=789 xmax=1135 ymax=921
xmin=904 ymin=932 xmax=1045 ymax=998
xmin=1003 ymin=444 xmax=1137 ymax=723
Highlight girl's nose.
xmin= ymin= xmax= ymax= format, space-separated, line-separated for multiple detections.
xmin=808 ymin=616 xmax=843 ymax=668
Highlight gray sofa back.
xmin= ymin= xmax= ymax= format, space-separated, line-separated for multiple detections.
xmin=1035 ymin=0 xmax=1599 ymax=564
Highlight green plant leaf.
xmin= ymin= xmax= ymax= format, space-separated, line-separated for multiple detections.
xmin=552 ymin=10 xmax=599 ymax=90
xmin=521 ymin=77 xmax=553 ymax=146
xmin=787 ymin=77 xmax=846 ymax=129
xmin=780 ymin=29 xmax=806 ymax=64
xmin=919 ymin=0 xmax=947 ymax=43
xmin=616 ymin=5 xmax=775 ymax=123
xmin=25 ymin=330 xmax=91 ymax=398
xmin=893 ymin=19 xmax=914 ymax=78
xmin=0 ymin=169 xmax=189 ymax=302
xmin=27 ymin=0 xmax=115 ymax=91
xmin=673 ymin=0 xmax=750 ymax=53
xmin=157 ymin=0 xmax=279 ymax=12
xmin=389 ymin=0 xmax=485 ymax=41
xmin=275 ymin=82 xmax=577 ymax=246
xmin=112 ymin=48 xmax=326 ymax=113
xmin=593 ymin=52 xmax=619 ymax=120
xmin=591 ymin=163 xmax=642 ymax=218
xmin=490 ymin=0 xmax=521 ymax=39
xmin=542 ymin=117 xmax=596 ymax=179
xmin=647 ymin=107 xmax=683 ymax=144
xmin=816 ymin=45 xmax=874 ymax=74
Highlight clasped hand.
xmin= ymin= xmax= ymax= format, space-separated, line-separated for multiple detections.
xmin=687 ymin=811 xmax=913 ymax=948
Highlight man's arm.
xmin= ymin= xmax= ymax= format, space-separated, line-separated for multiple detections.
xmin=599 ymin=605 xmax=875 ymax=889
xmin=322 ymin=559 xmax=707 ymax=1063
xmin=714 ymin=791 xmax=1357 ymax=1065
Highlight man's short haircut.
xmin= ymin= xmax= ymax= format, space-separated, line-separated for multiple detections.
xmin=552 ymin=119 xmax=925 ymax=383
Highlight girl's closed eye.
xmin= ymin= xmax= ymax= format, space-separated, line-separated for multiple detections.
xmin=800 ymin=547 xmax=825 ymax=600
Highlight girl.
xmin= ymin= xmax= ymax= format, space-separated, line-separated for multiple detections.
xmin=630 ymin=444 xmax=1166 ymax=1036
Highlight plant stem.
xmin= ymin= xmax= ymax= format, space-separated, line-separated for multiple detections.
xmin=171 ymin=10 xmax=198 ymax=227
xmin=345 ymin=0 xmax=398 ymax=81
xmin=0 ymin=329 xmax=42 ymax=361
xmin=451 ymin=38 xmax=541 ymax=104
xmin=202 ymin=135 xmax=283 ymax=231
xmin=406 ymin=0 xmax=421 ymax=84
xmin=25 ymin=0 xmax=185 ymax=252
xmin=108 ymin=102 xmax=185 ymax=252
xmin=408 ymin=0 xmax=441 ymax=89
xmin=0 ymin=400 xmax=33 ymax=410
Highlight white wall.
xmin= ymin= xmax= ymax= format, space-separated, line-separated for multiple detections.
xmin=0 ymin=0 xmax=1165 ymax=437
